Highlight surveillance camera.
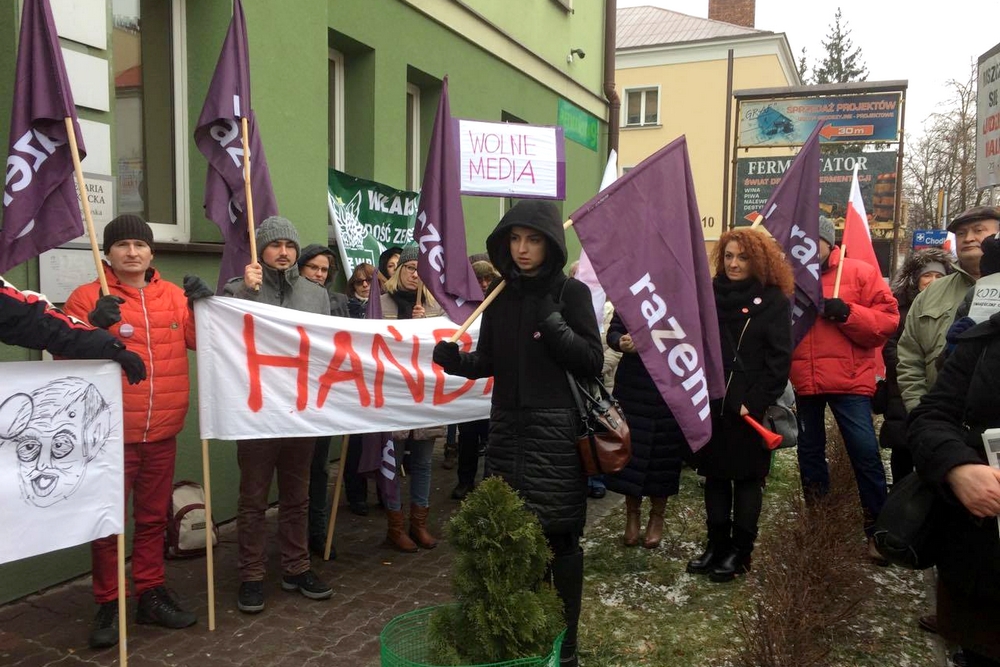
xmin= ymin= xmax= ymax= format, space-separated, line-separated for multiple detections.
xmin=570 ymin=48 xmax=586 ymax=59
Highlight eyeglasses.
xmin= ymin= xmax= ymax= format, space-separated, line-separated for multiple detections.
xmin=354 ymin=278 xmax=371 ymax=285
xmin=400 ymin=264 xmax=419 ymax=274
xmin=303 ymin=263 xmax=330 ymax=273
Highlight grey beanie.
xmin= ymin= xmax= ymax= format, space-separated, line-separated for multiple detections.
xmin=256 ymin=216 xmax=300 ymax=255
xmin=818 ymin=216 xmax=836 ymax=246
xmin=397 ymin=244 xmax=419 ymax=267
xmin=918 ymin=261 xmax=947 ymax=278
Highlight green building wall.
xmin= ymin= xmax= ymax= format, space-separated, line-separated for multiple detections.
xmin=0 ymin=0 xmax=607 ymax=603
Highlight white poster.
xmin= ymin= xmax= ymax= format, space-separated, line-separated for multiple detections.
xmin=968 ymin=273 xmax=1000 ymax=323
xmin=457 ymin=119 xmax=566 ymax=199
xmin=980 ymin=428 xmax=1000 ymax=538
xmin=977 ymin=42 xmax=1000 ymax=189
xmin=0 ymin=360 xmax=124 ymax=565
xmin=195 ymin=298 xmax=492 ymax=440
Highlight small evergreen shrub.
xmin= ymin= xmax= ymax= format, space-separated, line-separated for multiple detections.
xmin=428 ymin=477 xmax=565 ymax=665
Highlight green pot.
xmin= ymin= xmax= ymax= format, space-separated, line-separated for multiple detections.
xmin=380 ymin=604 xmax=566 ymax=667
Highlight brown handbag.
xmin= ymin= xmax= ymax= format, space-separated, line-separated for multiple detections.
xmin=566 ymin=371 xmax=632 ymax=476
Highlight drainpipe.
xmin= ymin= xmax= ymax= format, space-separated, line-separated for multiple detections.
xmin=604 ymin=0 xmax=620 ymax=156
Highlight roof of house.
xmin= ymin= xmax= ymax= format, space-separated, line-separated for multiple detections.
xmin=617 ymin=5 xmax=768 ymax=50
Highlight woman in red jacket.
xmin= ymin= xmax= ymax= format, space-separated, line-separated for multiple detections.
xmin=64 ymin=215 xmax=204 ymax=650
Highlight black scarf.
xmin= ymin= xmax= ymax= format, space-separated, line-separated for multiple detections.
xmin=713 ymin=275 xmax=764 ymax=322
xmin=389 ymin=288 xmax=417 ymax=319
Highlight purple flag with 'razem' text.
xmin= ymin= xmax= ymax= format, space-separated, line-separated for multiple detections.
xmin=570 ymin=137 xmax=725 ymax=452
xmin=195 ymin=0 xmax=277 ymax=293
xmin=355 ymin=285 xmax=401 ymax=506
xmin=0 ymin=0 xmax=86 ymax=274
xmin=415 ymin=77 xmax=483 ymax=325
xmin=760 ymin=123 xmax=823 ymax=347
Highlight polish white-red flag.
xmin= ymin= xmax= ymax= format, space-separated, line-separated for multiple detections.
xmin=842 ymin=164 xmax=879 ymax=270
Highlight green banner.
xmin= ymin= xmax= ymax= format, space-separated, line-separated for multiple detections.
xmin=327 ymin=169 xmax=419 ymax=279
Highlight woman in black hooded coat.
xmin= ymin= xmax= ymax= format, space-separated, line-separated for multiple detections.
xmin=434 ymin=200 xmax=602 ymax=667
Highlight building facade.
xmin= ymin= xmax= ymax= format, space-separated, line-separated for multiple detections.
xmin=0 ymin=0 xmax=611 ymax=603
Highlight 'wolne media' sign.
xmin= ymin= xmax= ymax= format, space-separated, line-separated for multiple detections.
xmin=457 ymin=119 xmax=565 ymax=200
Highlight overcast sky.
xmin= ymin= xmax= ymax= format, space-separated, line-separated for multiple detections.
xmin=616 ymin=0 xmax=998 ymax=138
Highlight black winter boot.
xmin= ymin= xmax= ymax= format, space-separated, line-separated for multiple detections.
xmin=550 ymin=548 xmax=583 ymax=667
xmin=708 ymin=526 xmax=755 ymax=583
xmin=686 ymin=522 xmax=731 ymax=575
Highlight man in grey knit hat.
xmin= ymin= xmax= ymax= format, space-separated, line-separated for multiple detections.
xmin=224 ymin=215 xmax=332 ymax=614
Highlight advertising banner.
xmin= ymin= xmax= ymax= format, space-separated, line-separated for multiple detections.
xmin=737 ymin=93 xmax=902 ymax=147
xmin=457 ymin=119 xmax=565 ymax=199
xmin=977 ymin=42 xmax=1000 ymax=189
xmin=328 ymin=170 xmax=418 ymax=279
xmin=194 ymin=298 xmax=491 ymax=441
xmin=0 ymin=360 xmax=124 ymax=565
xmin=734 ymin=151 xmax=897 ymax=227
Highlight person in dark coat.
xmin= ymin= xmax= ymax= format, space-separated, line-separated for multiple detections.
xmin=880 ymin=248 xmax=952 ymax=483
xmin=687 ymin=228 xmax=794 ymax=583
xmin=433 ymin=200 xmax=602 ymax=667
xmin=604 ymin=311 xmax=684 ymax=549
xmin=907 ymin=312 xmax=1000 ymax=665
xmin=297 ymin=243 xmax=350 ymax=317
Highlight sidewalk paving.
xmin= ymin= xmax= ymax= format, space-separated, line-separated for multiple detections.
xmin=0 ymin=447 xmax=619 ymax=667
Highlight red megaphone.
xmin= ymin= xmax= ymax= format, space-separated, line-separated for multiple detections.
xmin=743 ymin=414 xmax=783 ymax=450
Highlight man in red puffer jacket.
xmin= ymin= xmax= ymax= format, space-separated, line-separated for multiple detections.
xmin=64 ymin=215 xmax=210 ymax=650
xmin=790 ymin=216 xmax=899 ymax=558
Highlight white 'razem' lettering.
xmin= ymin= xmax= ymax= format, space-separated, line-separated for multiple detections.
xmin=628 ymin=272 xmax=710 ymax=420
xmin=416 ymin=212 xmax=466 ymax=305
xmin=4 ymin=129 xmax=67 ymax=207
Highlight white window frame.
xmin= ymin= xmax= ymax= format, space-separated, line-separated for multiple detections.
xmin=148 ymin=0 xmax=190 ymax=243
xmin=329 ymin=48 xmax=345 ymax=171
xmin=622 ymin=86 xmax=660 ymax=128
xmin=406 ymin=83 xmax=421 ymax=190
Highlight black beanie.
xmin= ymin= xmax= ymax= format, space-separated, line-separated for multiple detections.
xmin=378 ymin=246 xmax=403 ymax=277
xmin=980 ymin=235 xmax=1000 ymax=277
xmin=103 ymin=214 xmax=154 ymax=254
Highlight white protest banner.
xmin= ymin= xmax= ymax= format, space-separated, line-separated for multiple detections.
xmin=458 ymin=119 xmax=565 ymax=199
xmin=0 ymin=360 xmax=124 ymax=565
xmin=968 ymin=273 xmax=1000 ymax=323
xmin=977 ymin=41 xmax=1000 ymax=189
xmin=195 ymin=297 xmax=492 ymax=440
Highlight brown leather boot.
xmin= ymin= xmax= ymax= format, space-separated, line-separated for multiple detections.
xmin=623 ymin=496 xmax=642 ymax=547
xmin=409 ymin=504 xmax=438 ymax=549
xmin=643 ymin=497 xmax=667 ymax=549
xmin=385 ymin=509 xmax=418 ymax=553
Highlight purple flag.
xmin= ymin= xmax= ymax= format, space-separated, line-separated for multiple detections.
xmin=195 ymin=0 xmax=277 ymax=293
xmin=760 ymin=124 xmax=822 ymax=346
xmin=570 ymin=137 xmax=725 ymax=452
xmin=0 ymin=0 xmax=86 ymax=274
xmin=355 ymin=284 xmax=400 ymax=506
xmin=414 ymin=77 xmax=483 ymax=324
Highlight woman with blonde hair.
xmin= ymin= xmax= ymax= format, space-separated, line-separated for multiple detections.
xmin=379 ymin=245 xmax=445 ymax=552
xmin=687 ymin=227 xmax=794 ymax=582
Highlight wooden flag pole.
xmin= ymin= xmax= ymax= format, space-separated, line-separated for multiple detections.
xmin=64 ymin=117 xmax=109 ymax=295
xmin=447 ymin=218 xmax=575 ymax=343
xmin=240 ymin=117 xmax=258 ymax=265
xmin=201 ymin=439 xmax=217 ymax=631
xmin=749 ymin=212 xmax=764 ymax=229
xmin=324 ymin=437 xmax=350 ymax=561
xmin=117 ymin=533 xmax=127 ymax=665
xmin=832 ymin=242 xmax=847 ymax=298
xmin=67 ymin=116 xmax=126 ymax=664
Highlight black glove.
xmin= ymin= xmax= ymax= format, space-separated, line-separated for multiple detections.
xmin=89 ymin=295 xmax=124 ymax=329
xmin=183 ymin=274 xmax=214 ymax=307
xmin=112 ymin=347 xmax=146 ymax=385
xmin=822 ymin=297 xmax=851 ymax=323
xmin=537 ymin=292 xmax=563 ymax=325
xmin=432 ymin=340 xmax=461 ymax=371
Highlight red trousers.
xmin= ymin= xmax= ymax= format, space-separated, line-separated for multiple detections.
xmin=91 ymin=438 xmax=176 ymax=603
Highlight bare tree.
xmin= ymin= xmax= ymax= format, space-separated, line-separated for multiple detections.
xmin=904 ymin=63 xmax=991 ymax=231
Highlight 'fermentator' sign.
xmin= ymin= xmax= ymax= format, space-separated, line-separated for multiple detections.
xmin=457 ymin=119 xmax=565 ymax=200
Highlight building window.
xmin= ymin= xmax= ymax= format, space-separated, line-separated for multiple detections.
xmin=329 ymin=49 xmax=344 ymax=171
xmin=111 ymin=0 xmax=188 ymax=242
xmin=623 ymin=87 xmax=659 ymax=127
xmin=406 ymin=83 xmax=420 ymax=190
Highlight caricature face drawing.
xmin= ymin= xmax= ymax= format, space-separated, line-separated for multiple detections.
xmin=0 ymin=378 xmax=112 ymax=508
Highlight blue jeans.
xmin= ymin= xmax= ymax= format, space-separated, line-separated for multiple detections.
xmin=386 ymin=438 xmax=434 ymax=511
xmin=796 ymin=394 xmax=887 ymax=536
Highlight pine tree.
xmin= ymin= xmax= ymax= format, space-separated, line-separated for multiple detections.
xmin=813 ymin=8 xmax=868 ymax=84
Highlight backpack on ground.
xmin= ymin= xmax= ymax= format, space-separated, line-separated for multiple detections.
xmin=165 ymin=480 xmax=218 ymax=559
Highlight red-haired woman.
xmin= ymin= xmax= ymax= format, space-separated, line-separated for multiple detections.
xmin=687 ymin=227 xmax=794 ymax=582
